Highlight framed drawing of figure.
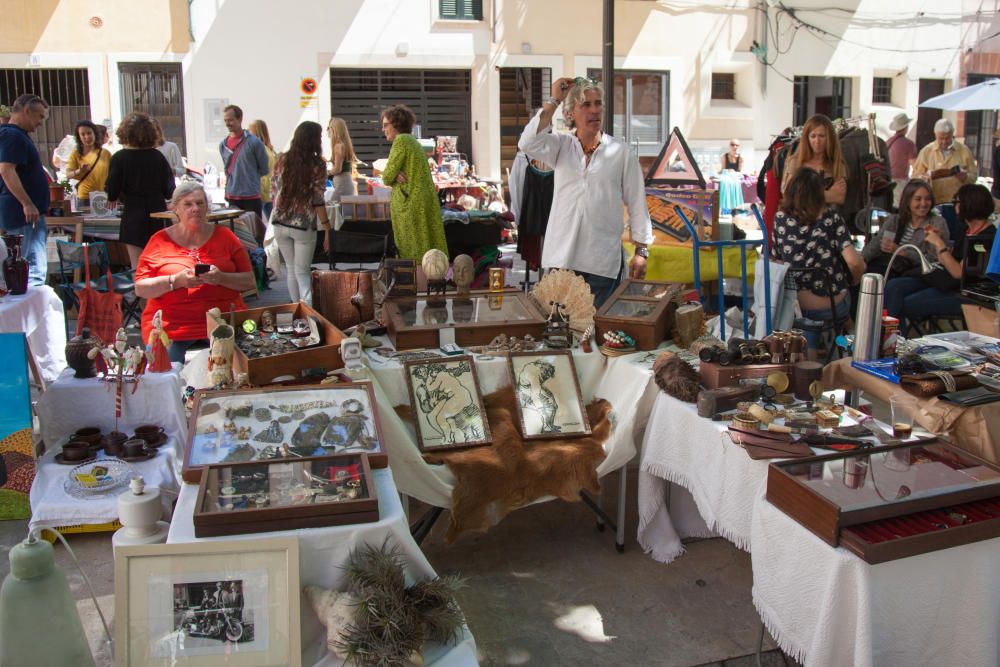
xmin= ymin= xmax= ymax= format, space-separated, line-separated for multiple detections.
xmin=404 ymin=356 xmax=492 ymax=452
xmin=507 ymin=350 xmax=591 ymax=440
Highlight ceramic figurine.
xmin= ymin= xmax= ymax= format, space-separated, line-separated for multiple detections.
xmin=453 ymin=254 xmax=474 ymax=296
xmin=145 ymin=309 xmax=172 ymax=372
xmin=207 ymin=323 xmax=235 ymax=388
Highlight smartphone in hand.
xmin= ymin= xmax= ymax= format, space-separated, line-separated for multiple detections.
xmin=195 ymin=263 xmax=211 ymax=276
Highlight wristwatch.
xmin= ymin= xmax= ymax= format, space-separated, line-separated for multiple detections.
xmin=634 ymin=246 xmax=650 ymax=259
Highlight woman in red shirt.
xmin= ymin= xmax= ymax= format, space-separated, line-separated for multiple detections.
xmin=135 ymin=182 xmax=256 ymax=363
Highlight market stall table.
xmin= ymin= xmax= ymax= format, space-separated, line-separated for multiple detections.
xmin=637 ymin=391 xmax=1000 ymax=666
xmin=625 ymin=242 xmax=758 ymax=284
xmin=0 ymin=285 xmax=67 ymax=383
xmin=824 ymin=357 xmax=1000 ymax=465
xmin=168 ymin=468 xmax=478 ymax=667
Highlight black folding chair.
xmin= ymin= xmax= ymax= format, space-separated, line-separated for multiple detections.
xmin=55 ymin=241 xmax=140 ymax=337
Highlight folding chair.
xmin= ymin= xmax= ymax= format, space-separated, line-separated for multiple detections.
xmin=55 ymin=241 xmax=140 ymax=337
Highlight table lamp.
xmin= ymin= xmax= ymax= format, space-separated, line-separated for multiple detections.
xmin=0 ymin=531 xmax=97 ymax=665
xmin=854 ymin=244 xmax=935 ymax=361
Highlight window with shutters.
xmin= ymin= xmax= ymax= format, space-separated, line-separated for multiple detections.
xmin=439 ymin=0 xmax=483 ymax=21
xmin=586 ymin=69 xmax=670 ymax=158
xmin=872 ymin=77 xmax=892 ymax=105
xmin=711 ymin=73 xmax=735 ymax=100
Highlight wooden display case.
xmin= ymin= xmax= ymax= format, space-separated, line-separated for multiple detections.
xmin=594 ymin=280 xmax=680 ymax=351
xmin=766 ymin=441 xmax=1000 ymax=563
xmin=209 ymin=301 xmax=345 ymax=386
xmin=699 ymin=360 xmax=795 ymax=389
xmin=183 ymin=383 xmax=387 ymax=483
xmin=383 ymin=290 xmax=547 ymax=350
xmin=194 ymin=453 xmax=378 ymax=537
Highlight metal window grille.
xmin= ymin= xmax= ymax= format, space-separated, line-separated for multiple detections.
xmin=330 ymin=68 xmax=472 ymax=174
xmin=0 ymin=68 xmax=90 ymax=170
xmin=439 ymin=0 xmax=482 ymax=20
xmin=872 ymin=77 xmax=892 ymax=105
xmin=711 ymin=73 xmax=735 ymax=100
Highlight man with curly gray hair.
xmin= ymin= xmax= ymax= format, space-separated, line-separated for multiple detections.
xmin=517 ymin=76 xmax=652 ymax=307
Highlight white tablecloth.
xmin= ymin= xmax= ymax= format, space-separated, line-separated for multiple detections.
xmin=28 ymin=437 xmax=181 ymax=532
xmin=184 ymin=346 xmax=660 ymax=509
xmin=35 ymin=365 xmax=187 ymax=450
xmin=638 ymin=392 xmax=1000 ymax=666
xmin=168 ymin=468 xmax=478 ymax=667
xmin=0 ymin=285 xmax=67 ymax=383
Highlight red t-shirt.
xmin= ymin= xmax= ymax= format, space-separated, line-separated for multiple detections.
xmin=136 ymin=226 xmax=252 ymax=342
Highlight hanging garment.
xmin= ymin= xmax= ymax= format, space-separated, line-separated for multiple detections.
xmin=516 ymin=155 xmax=554 ymax=271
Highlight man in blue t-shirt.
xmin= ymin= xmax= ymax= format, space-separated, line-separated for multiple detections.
xmin=0 ymin=94 xmax=50 ymax=285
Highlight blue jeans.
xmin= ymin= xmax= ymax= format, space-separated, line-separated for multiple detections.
xmin=18 ymin=216 xmax=48 ymax=286
xmin=800 ymin=296 xmax=850 ymax=349
xmin=168 ymin=339 xmax=208 ymax=364
xmin=883 ymin=276 xmax=962 ymax=333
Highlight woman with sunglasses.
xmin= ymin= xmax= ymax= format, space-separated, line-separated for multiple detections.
xmin=720 ymin=139 xmax=743 ymax=173
xmin=517 ymin=76 xmax=652 ymax=307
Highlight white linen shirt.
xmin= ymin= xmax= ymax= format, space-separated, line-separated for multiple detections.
xmin=518 ymin=110 xmax=653 ymax=279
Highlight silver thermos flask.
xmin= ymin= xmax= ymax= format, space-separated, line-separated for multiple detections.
xmin=853 ymin=273 xmax=884 ymax=360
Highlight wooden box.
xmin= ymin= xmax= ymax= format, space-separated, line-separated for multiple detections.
xmin=183 ymin=383 xmax=387 ymax=484
xmin=383 ymin=290 xmax=547 ymax=350
xmin=699 ymin=360 xmax=795 ymax=389
xmin=208 ymin=301 xmax=345 ymax=386
xmin=594 ymin=280 xmax=680 ymax=351
xmin=766 ymin=441 xmax=1000 ymax=563
xmin=194 ymin=453 xmax=378 ymax=537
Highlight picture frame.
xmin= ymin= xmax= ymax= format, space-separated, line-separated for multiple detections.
xmin=403 ymin=355 xmax=492 ymax=452
xmin=194 ymin=453 xmax=379 ymax=537
xmin=114 ymin=537 xmax=301 ymax=667
xmin=184 ymin=382 xmax=386 ymax=484
xmin=507 ymin=350 xmax=591 ymax=440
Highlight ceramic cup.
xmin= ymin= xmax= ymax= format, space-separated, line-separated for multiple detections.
xmin=134 ymin=424 xmax=164 ymax=444
xmin=72 ymin=427 xmax=102 ymax=446
xmin=123 ymin=439 xmax=147 ymax=458
xmin=62 ymin=441 xmax=91 ymax=461
xmin=104 ymin=431 xmax=128 ymax=456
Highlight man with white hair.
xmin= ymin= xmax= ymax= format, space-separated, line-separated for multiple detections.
xmin=912 ymin=118 xmax=977 ymax=205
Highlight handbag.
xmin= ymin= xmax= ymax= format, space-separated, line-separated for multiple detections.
xmin=75 ymin=244 xmax=123 ymax=345
xmin=898 ymin=370 xmax=979 ymax=398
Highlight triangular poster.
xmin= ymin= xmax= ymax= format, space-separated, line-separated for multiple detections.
xmin=645 ymin=127 xmax=706 ymax=188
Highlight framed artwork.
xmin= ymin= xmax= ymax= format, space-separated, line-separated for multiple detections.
xmin=404 ymin=355 xmax=491 ymax=452
xmin=507 ymin=351 xmax=591 ymax=440
xmin=114 ymin=537 xmax=301 ymax=667
xmin=184 ymin=382 xmax=386 ymax=483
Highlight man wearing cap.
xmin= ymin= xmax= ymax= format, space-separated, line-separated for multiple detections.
xmin=913 ymin=118 xmax=977 ymax=206
xmin=886 ymin=113 xmax=917 ymax=209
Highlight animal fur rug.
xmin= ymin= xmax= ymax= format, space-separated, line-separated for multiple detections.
xmin=397 ymin=387 xmax=612 ymax=543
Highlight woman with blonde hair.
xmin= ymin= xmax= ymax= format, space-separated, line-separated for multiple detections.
xmin=326 ymin=117 xmax=357 ymax=201
xmin=247 ymin=119 xmax=276 ymax=222
xmin=781 ymin=114 xmax=847 ymax=206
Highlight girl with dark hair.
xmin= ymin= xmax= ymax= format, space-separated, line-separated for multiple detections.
xmin=885 ymin=183 xmax=996 ymax=332
xmin=106 ymin=112 xmax=175 ymax=268
xmin=271 ymin=120 xmax=330 ymax=305
xmin=65 ymin=120 xmax=110 ymax=204
xmin=772 ymin=168 xmax=866 ymax=353
xmin=380 ymin=104 xmax=447 ymax=261
xmin=861 ymin=179 xmax=949 ymax=277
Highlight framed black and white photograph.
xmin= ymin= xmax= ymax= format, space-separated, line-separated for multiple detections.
xmin=404 ymin=356 xmax=492 ymax=452
xmin=507 ymin=350 xmax=591 ymax=440
xmin=114 ymin=537 xmax=301 ymax=666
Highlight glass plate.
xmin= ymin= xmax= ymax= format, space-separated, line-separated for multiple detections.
xmin=64 ymin=458 xmax=134 ymax=495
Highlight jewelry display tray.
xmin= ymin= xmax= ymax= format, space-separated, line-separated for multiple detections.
xmin=766 ymin=441 xmax=1000 ymax=564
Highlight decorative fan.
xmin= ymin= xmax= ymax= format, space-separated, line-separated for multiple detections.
xmin=529 ymin=269 xmax=596 ymax=334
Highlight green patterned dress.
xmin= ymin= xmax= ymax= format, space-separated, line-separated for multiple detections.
xmin=382 ymin=133 xmax=448 ymax=261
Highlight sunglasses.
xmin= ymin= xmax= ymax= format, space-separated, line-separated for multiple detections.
xmin=730 ymin=143 xmax=740 ymax=147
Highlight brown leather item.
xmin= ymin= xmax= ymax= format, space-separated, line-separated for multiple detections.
xmin=727 ymin=426 xmax=814 ymax=460
xmin=898 ymin=371 xmax=979 ymax=398
xmin=310 ymin=270 xmax=374 ymax=330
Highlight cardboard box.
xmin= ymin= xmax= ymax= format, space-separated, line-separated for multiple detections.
xmin=208 ymin=302 xmax=345 ymax=386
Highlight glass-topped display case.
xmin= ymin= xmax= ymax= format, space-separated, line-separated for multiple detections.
xmin=594 ymin=280 xmax=681 ymax=350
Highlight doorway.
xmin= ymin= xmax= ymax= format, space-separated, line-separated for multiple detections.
xmin=963 ymin=73 xmax=998 ymax=177
xmin=118 ymin=63 xmax=186 ymax=156
xmin=498 ymin=68 xmax=551 ymax=180
xmin=916 ymin=79 xmax=945 ymax=150
xmin=792 ymin=76 xmax=852 ymax=126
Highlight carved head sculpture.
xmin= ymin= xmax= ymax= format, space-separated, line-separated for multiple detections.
xmin=453 ymin=254 xmax=474 ymax=294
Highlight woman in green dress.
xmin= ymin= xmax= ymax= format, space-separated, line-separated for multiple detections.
xmin=380 ymin=105 xmax=448 ymax=261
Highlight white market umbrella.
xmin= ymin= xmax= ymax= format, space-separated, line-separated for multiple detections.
xmin=919 ymin=78 xmax=1000 ymax=111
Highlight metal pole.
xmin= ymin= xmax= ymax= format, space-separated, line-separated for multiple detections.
xmin=603 ymin=0 xmax=614 ymax=134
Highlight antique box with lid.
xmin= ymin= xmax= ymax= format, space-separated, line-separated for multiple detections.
xmin=594 ymin=280 xmax=680 ymax=351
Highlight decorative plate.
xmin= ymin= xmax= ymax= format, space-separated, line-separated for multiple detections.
xmin=63 ymin=458 xmax=134 ymax=495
